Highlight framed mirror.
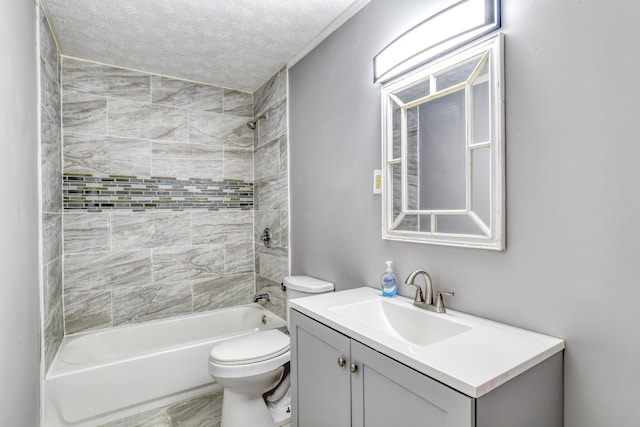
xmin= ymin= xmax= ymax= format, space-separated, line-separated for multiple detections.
xmin=381 ymin=33 xmax=504 ymax=250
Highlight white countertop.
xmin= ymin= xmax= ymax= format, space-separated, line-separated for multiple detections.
xmin=289 ymin=286 xmax=565 ymax=398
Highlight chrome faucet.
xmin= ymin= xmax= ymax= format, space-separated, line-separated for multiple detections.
xmin=404 ymin=269 xmax=454 ymax=313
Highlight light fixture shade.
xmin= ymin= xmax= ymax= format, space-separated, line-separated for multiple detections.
xmin=373 ymin=0 xmax=500 ymax=83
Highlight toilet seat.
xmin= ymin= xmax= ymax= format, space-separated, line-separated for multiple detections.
xmin=209 ymin=330 xmax=290 ymax=365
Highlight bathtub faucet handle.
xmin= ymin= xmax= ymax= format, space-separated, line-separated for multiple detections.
xmin=253 ymin=293 xmax=270 ymax=303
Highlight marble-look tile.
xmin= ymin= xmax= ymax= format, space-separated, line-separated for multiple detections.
xmin=259 ymin=253 xmax=289 ymax=283
xmin=254 ymin=137 xmax=281 ymax=180
xmin=64 ymin=290 xmax=112 ymax=334
xmin=223 ymin=148 xmax=253 ymax=181
xmin=41 ymin=105 xmax=61 ymax=171
xmin=44 ymin=301 xmax=64 ymax=372
xmin=64 ymin=250 xmax=152 ymax=292
xmin=99 ymin=407 xmax=170 ymax=427
xmin=43 ymin=257 xmax=62 ymax=321
xmin=153 ymin=245 xmax=224 ymax=285
xmin=112 ymin=283 xmax=192 ymax=326
xmin=191 ymin=211 xmax=253 ymax=245
xmin=63 ymin=212 xmax=111 ymax=254
xmin=62 ymin=91 xmax=108 ymax=135
xmin=151 ymin=76 xmax=223 ymax=112
xmin=39 ymin=9 xmax=58 ymax=83
xmin=256 ymin=274 xmax=285 ymax=319
xmin=258 ymin=98 xmax=287 ymax=146
xmin=223 ymin=89 xmax=252 ymax=117
xmin=167 ymin=389 xmax=224 ymax=427
xmin=256 ymin=173 xmax=288 ymax=211
xmin=280 ymin=210 xmax=289 ymax=249
xmin=189 ymin=110 xmax=253 ymax=148
xmin=224 ymin=242 xmax=254 ymax=274
xmin=41 ymin=53 xmax=61 ymax=125
xmin=109 ymin=98 xmax=188 ymax=142
xmin=279 ymin=135 xmax=288 ymax=174
xmin=193 ymin=273 xmax=254 ymax=312
xmin=42 ymin=213 xmax=62 ymax=265
xmin=64 ymin=133 xmax=151 ymax=176
xmin=62 ymin=58 xmax=151 ymax=102
xmin=151 ymin=141 xmax=223 ymax=180
xmin=254 ymin=67 xmax=286 ymax=118
xmin=111 ymin=212 xmax=190 ymax=250
xmin=42 ymin=159 xmax=62 ymax=213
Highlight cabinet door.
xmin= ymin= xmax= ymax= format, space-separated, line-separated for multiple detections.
xmin=290 ymin=310 xmax=351 ymax=427
xmin=351 ymin=340 xmax=475 ymax=427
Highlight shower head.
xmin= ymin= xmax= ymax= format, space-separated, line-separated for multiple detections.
xmin=246 ymin=113 xmax=268 ymax=130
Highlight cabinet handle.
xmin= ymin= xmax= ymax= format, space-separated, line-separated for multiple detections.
xmin=349 ymin=363 xmax=358 ymax=373
xmin=337 ymin=357 xmax=345 ymax=367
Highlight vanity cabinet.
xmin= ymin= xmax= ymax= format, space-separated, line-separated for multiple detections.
xmin=290 ymin=309 xmax=563 ymax=427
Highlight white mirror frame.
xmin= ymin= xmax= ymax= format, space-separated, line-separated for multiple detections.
xmin=381 ymin=33 xmax=505 ymax=250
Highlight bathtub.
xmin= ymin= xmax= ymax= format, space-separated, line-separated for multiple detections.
xmin=44 ymin=304 xmax=287 ymax=427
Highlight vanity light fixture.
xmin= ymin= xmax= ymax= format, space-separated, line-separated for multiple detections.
xmin=373 ymin=0 xmax=500 ymax=83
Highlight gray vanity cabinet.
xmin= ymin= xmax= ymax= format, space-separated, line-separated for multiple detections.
xmin=290 ymin=309 xmax=474 ymax=427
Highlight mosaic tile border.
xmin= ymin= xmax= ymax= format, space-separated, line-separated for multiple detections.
xmin=63 ymin=174 xmax=253 ymax=212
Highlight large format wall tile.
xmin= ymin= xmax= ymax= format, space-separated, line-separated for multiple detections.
xmin=59 ymin=58 xmax=265 ymax=336
xmin=64 ymin=250 xmax=152 ymax=292
xmin=151 ymin=141 xmax=223 ymax=180
xmin=42 ymin=213 xmax=62 ymax=265
xmin=223 ymin=148 xmax=253 ymax=181
xmin=151 ymin=76 xmax=223 ymax=112
xmin=43 ymin=257 xmax=62 ymax=322
xmin=41 ymin=105 xmax=61 ymax=171
xmin=112 ymin=283 xmax=192 ymax=326
xmin=224 ymin=242 xmax=254 ymax=274
xmin=42 ymin=159 xmax=62 ymax=213
xmin=256 ymin=173 xmax=288 ymax=211
xmin=109 ymin=99 xmax=189 ymax=142
xmin=64 ymin=290 xmax=112 ymax=334
xmin=62 ymin=58 xmax=151 ymax=102
xmin=189 ymin=109 xmax=253 ymax=148
xmin=254 ymin=67 xmax=286 ymax=117
xmin=63 ymin=213 xmax=111 ymax=254
xmin=191 ymin=211 xmax=253 ymax=245
xmin=253 ymin=69 xmax=290 ymax=313
xmin=258 ymin=97 xmax=287 ymax=145
xmin=152 ymin=245 xmax=224 ymax=285
xmin=193 ymin=273 xmax=254 ymax=312
xmin=40 ymin=9 xmax=63 ymax=372
xmin=64 ymin=133 xmax=151 ymax=176
xmin=62 ymin=91 xmax=107 ymax=135
xmin=43 ymin=301 xmax=64 ymax=371
xmin=111 ymin=212 xmax=191 ymax=250
xmin=223 ymin=89 xmax=252 ymax=117
xmin=254 ymin=136 xmax=282 ymax=180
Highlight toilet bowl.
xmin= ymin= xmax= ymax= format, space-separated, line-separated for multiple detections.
xmin=208 ymin=275 xmax=334 ymax=427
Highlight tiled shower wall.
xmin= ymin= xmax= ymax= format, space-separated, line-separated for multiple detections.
xmin=40 ymin=7 xmax=64 ymax=370
xmin=254 ymin=68 xmax=290 ymax=319
xmin=61 ymin=58 xmax=258 ymax=334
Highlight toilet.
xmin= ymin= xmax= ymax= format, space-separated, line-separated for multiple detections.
xmin=208 ymin=275 xmax=334 ymax=427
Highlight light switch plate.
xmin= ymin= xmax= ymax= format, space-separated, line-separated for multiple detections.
xmin=373 ymin=169 xmax=382 ymax=194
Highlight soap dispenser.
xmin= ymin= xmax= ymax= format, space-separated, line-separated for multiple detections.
xmin=380 ymin=261 xmax=397 ymax=297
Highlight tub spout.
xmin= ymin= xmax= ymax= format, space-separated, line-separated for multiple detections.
xmin=253 ymin=293 xmax=270 ymax=303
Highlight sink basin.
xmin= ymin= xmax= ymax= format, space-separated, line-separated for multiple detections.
xmin=329 ymin=298 xmax=471 ymax=347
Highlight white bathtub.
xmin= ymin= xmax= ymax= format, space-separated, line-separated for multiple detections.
xmin=44 ymin=304 xmax=287 ymax=427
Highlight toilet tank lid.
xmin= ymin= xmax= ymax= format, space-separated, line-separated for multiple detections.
xmin=284 ymin=275 xmax=334 ymax=293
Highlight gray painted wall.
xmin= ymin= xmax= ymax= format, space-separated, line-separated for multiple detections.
xmin=0 ymin=0 xmax=41 ymax=424
xmin=289 ymin=0 xmax=640 ymax=425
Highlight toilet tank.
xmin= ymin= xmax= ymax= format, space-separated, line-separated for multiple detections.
xmin=284 ymin=275 xmax=334 ymax=329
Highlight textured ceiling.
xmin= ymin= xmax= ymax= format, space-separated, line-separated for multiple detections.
xmin=42 ymin=0 xmax=366 ymax=92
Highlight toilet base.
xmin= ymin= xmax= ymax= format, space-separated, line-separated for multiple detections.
xmin=220 ymin=388 xmax=276 ymax=427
